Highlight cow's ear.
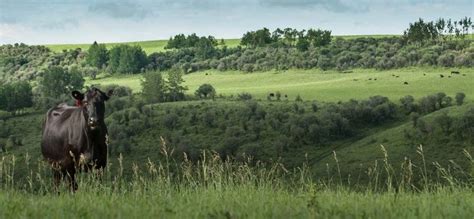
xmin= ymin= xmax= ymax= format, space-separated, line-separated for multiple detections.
xmin=72 ymin=91 xmax=84 ymax=100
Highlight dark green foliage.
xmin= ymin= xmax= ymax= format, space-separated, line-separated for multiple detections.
xmin=295 ymin=94 xmax=303 ymax=102
xmin=86 ymin=41 xmax=108 ymax=69
xmin=434 ymin=112 xmax=453 ymax=135
xmin=403 ymin=17 xmax=472 ymax=44
xmin=410 ymin=112 xmax=420 ymax=127
xmin=241 ymin=28 xmax=273 ymax=47
xmin=165 ymin=34 xmax=217 ymax=49
xmin=455 ymin=92 xmax=466 ymax=106
xmin=240 ymin=27 xmax=332 ymax=48
xmin=0 ymin=44 xmax=84 ymax=83
xmin=166 ymin=67 xmax=188 ymax=102
xmin=108 ymin=45 xmax=148 ymax=74
xmin=400 ymin=95 xmax=416 ymax=114
xmin=141 ymin=71 xmax=166 ymax=103
xmin=195 ymin=84 xmax=216 ymax=99
xmin=0 ymin=81 xmax=33 ymax=112
xmin=418 ymin=93 xmax=452 ymax=114
xmin=237 ymin=92 xmax=253 ymax=101
xmin=39 ymin=66 xmax=84 ymax=99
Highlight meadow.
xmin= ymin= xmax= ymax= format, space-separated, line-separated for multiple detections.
xmin=87 ymin=67 xmax=474 ymax=102
xmin=1 ymin=145 xmax=473 ymax=219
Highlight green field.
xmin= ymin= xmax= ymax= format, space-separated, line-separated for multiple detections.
xmin=45 ymin=39 xmax=241 ymax=54
xmin=87 ymin=67 xmax=474 ymax=102
xmin=1 ymin=150 xmax=473 ymax=219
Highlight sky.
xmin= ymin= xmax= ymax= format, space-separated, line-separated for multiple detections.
xmin=0 ymin=0 xmax=472 ymax=45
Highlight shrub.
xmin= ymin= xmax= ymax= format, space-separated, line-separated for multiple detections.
xmin=237 ymin=92 xmax=253 ymax=101
xmin=437 ymin=53 xmax=455 ymax=67
xmin=195 ymin=84 xmax=216 ymax=99
xmin=455 ymin=92 xmax=466 ymax=106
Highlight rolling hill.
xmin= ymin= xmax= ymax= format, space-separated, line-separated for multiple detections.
xmin=87 ymin=67 xmax=474 ymax=102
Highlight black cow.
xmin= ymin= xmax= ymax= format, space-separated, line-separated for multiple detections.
xmin=41 ymin=88 xmax=111 ymax=191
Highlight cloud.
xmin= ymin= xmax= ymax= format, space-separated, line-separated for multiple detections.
xmin=259 ymin=0 xmax=369 ymax=13
xmin=88 ymin=1 xmax=153 ymax=20
xmin=39 ymin=18 xmax=79 ymax=30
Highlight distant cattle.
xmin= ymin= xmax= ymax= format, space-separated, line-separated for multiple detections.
xmin=423 ymin=73 xmax=426 ymax=76
xmin=374 ymin=78 xmax=377 ymax=81
xmin=462 ymin=74 xmax=466 ymax=76
xmin=448 ymin=76 xmax=451 ymax=78
xmin=440 ymin=74 xmax=444 ymax=78
xmin=368 ymin=78 xmax=372 ymax=80
xmin=269 ymin=93 xmax=275 ymax=97
xmin=396 ymin=75 xmax=399 ymax=78
xmin=41 ymin=88 xmax=112 ymax=192
xmin=451 ymin=71 xmax=460 ymax=75
xmin=404 ymin=82 xmax=409 ymax=85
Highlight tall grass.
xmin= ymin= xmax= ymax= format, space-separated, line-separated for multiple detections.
xmin=1 ymin=141 xmax=473 ymax=218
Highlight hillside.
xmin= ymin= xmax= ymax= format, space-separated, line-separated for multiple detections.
xmin=310 ymin=103 xmax=474 ymax=182
xmin=87 ymin=67 xmax=474 ymax=102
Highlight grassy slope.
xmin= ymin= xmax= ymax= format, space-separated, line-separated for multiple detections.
xmin=309 ymin=103 xmax=474 ymax=179
xmin=88 ymin=67 xmax=474 ymax=102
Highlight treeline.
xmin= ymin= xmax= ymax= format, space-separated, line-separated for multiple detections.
xmin=165 ymin=34 xmax=219 ymax=49
xmin=403 ymin=17 xmax=473 ymax=44
xmin=241 ymin=27 xmax=331 ymax=50
xmin=145 ymin=37 xmax=473 ymax=73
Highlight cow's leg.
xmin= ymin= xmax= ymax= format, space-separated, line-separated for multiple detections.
xmin=66 ymin=167 xmax=78 ymax=192
xmin=52 ymin=169 xmax=61 ymax=193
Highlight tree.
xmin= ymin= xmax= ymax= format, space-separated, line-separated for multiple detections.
xmin=195 ymin=84 xmax=216 ymax=99
xmin=108 ymin=45 xmax=148 ymax=74
xmin=307 ymin=29 xmax=332 ymax=47
xmin=434 ymin=112 xmax=452 ymax=135
xmin=0 ymin=81 xmax=33 ymax=112
xmin=400 ymin=95 xmax=416 ymax=114
xmin=86 ymin=41 xmax=108 ymax=69
xmin=141 ymin=71 xmax=166 ymax=103
xmin=166 ymin=67 xmax=188 ymax=101
xmin=296 ymin=36 xmax=310 ymax=51
xmin=39 ymin=66 xmax=84 ymax=98
xmin=455 ymin=92 xmax=466 ymax=106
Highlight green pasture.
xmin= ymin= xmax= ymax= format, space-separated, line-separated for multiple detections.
xmin=87 ymin=67 xmax=474 ymax=102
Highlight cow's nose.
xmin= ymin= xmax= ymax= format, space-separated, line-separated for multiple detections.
xmin=89 ymin=117 xmax=97 ymax=124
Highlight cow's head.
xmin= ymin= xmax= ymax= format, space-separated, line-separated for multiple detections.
xmin=72 ymin=88 xmax=112 ymax=130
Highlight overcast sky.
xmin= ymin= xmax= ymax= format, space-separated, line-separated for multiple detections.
xmin=0 ymin=0 xmax=472 ymax=45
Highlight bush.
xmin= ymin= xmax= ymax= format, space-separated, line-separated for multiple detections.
xmin=455 ymin=92 xmax=466 ymax=106
xmin=195 ymin=84 xmax=216 ymax=99
xmin=237 ymin=93 xmax=253 ymax=101
xmin=437 ymin=53 xmax=455 ymax=67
